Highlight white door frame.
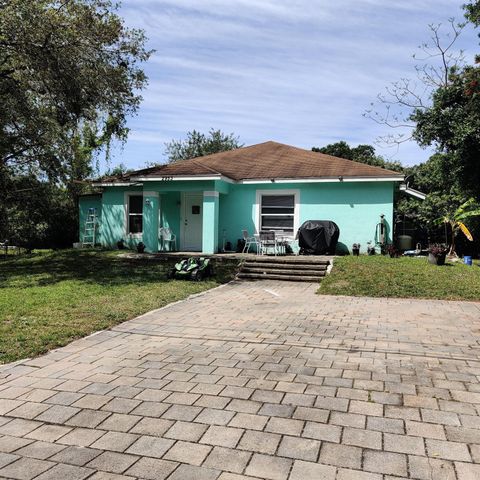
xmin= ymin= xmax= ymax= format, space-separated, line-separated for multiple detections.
xmin=180 ymin=192 xmax=203 ymax=251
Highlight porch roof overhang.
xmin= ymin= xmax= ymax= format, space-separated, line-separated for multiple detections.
xmin=399 ymin=184 xmax=427 ymax=200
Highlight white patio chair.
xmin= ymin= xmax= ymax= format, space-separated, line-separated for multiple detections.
xmin=242 ymin=229 xmax=259 ymax=254
xmin=159 ymin=227 xmax=177 ymax=251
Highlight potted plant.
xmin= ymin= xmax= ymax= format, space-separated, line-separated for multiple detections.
xmin=428 ymin=244 xmax=447 ymax=266
xmin=386 ymin=244 xmax=399 ymax=258
xmin=117 ymin=239 xmax=125 ymax=250
xmin=137 ymin=242 xmax=145 ymax=253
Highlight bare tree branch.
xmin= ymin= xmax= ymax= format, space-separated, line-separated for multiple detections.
xmin=365 ymin=19 xmax=465 ymax=148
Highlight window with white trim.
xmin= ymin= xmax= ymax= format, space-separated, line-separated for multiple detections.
xmin=260 ymin=194 xmax=295 ymax=233
xmin=128 ymin=195 xmax=143 ymax=234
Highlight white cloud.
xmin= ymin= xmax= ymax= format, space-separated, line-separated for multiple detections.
xmin=112 ymin=0 xmax=477 ymax=168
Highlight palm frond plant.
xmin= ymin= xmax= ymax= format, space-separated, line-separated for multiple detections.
xmin=436 ymin=198 xmax=480 ymax=257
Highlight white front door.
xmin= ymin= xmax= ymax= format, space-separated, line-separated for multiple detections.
xmin=182 ymin=193 xmax=203 ymax=251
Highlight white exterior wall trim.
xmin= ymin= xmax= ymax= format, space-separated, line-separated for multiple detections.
xmin=240 ymin=176 xmax=403 ymax=184
xmin=94 ymin=175 xmax=403 ymax=187
xmin=92 ymin=182 xmax=137 ymax=187
xmin=399 ymin=184 xmax=427 ymax=200
xmin=131 ymin=175 xmax=234 ymax=183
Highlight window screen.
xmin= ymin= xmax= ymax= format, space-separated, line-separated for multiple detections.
xmin=128 ymin=195 xmax=143 ymax=233
xmin=260 ymin=195 xmax=294 ymax=233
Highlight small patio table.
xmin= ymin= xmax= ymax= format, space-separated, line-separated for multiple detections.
xmin=275 ymin=233 xmax=297 ymax=255
xmin=258 ymin=231 xmax=296 ymax=255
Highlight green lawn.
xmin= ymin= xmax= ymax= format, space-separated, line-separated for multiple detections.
xmin=319 ymin=255 xmax=480 ymax=301
xmin=0 ymin=250 xmax=235 ymax=364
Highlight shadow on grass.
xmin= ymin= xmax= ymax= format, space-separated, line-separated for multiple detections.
xmin=0 ymin=249 xmax=238 ymax=288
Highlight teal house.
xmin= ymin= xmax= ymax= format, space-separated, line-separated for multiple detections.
xmin=79 ymin=141 xmax=406 ymax=254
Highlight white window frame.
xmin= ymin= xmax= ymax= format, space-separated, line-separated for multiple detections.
xmin=124 ymin=191 xmax=160 ymax=238
xmin=255 ymin=189 xmax=300 ymax=236
xmin=124 ymin=192 xmax=144 ymax=237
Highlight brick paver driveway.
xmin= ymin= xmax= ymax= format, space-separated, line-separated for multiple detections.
xmin=1 ymin=281 xmax=480 ymax=480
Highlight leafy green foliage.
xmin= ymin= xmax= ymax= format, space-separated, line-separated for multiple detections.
xmin=2 ymin=175 xmax=68 ymax=249
xmin=0 ymin=0 xmax=151 ymax=246
xmin=395 ymin=3 xmax=480 ymax=252
xmin=1 ymin=0 xmax=151 ymax=176
xmin=396 ymin=153 xmax=463 ymax=226
xmin=411 ymin=66 xmax=480 ymax=197
xmin=367 ymin=3 xmax=480 ymax=253
xmin=103 ymin=163 xmax=135 ymax=177
xmin=165 ymin=129 xmax=242 ymax=163
xmin=312 ymin=141 xmax=404 ymax=172
xmin=400 ymin=5 xmax=478 ymax=197
xmin=464 ymin=1 xmax=480 ymax=28
xmin=435 ymin=198 xmax=480 ymax=255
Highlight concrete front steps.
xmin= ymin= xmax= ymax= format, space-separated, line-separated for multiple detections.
xmin=237 ymin=256 xmax=330 ymax=282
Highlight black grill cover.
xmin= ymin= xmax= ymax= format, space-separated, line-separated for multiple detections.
xmin=297 ymin=220 xmax=340 ymax=255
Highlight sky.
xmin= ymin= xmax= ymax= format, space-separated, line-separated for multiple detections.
xmin=109 ymin=0 xmax=478 ymax=170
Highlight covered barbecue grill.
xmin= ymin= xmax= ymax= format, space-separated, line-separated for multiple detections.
xmin=297 ymin=220 xmax=340 ymax=255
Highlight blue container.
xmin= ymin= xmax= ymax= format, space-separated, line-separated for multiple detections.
xmin=464 ymin=256 xmax=473 ymax=266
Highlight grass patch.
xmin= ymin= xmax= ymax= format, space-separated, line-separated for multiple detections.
xmin=319 ymin=255 xmax=480 ymax=301
xmin=0 ymin=249 xmax=236 ymax=364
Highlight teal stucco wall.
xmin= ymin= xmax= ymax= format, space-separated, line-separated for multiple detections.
xmin=79 ymin=181 xmax=218 ymax=252
xmin=218 ymin=182 xmax=395 ymax=253
xmin=142 ymin=192 xmax=159 ymax=253
xmin=80 ymin=180 xmax=395 ymax=254
xmin=153 ymin=180 xmax=215 ymax=252
xmin=101 ymin=186 xmax=144 ymax=250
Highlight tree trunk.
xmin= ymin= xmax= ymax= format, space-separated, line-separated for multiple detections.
xmin=448 ymin=221 xmax=458 ymax=257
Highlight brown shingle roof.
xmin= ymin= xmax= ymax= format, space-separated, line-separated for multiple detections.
xmin=105 ymin=141 xmax=403 ymax=183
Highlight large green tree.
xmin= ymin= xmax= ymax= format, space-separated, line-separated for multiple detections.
xmin=367 ymin=2 xmax=479 ymax=199
xmin=0 ymin=0 xmax=151 ymax=245
xmin=396 ymin=153 xmax=464 ymax=227
xmin=465 ymin=1 xmax=480 ymax=27
xmin=410 ymin=2 xmax=480 ymax=197
xmin=165 ymin=129 xmax=242 ymax=163
xmin=403 ymin=2 xmax=480 ymax=252
xmin=411 ymin=64 xmax=480 ymax=196
xmin=365 ymin=3 xmax=480 ymax=254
